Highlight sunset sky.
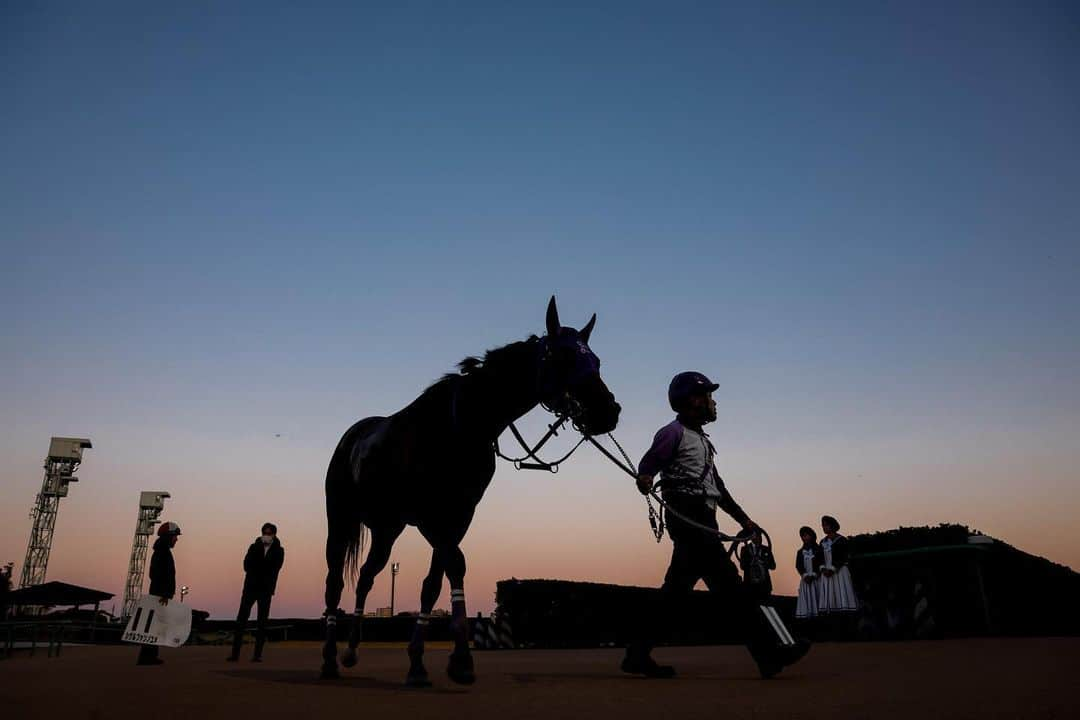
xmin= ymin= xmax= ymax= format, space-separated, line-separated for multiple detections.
xmin=2 ymin=2 xmax=1077 ymax=619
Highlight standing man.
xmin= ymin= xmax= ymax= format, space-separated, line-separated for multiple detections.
xmin=621 ymin=372 xmax=808 ymax=679
xmin=136 ymin=521 xmax=181 ymax=666
xmin=227 ymin=523 xmax=284 ymax=662
xmin=739 ymin=528 xmax=777 ymax=605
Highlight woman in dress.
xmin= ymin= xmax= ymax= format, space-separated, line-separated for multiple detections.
xmin=817 ymin=515 xmax=858 ymax=616
xmin=795 ymin=526 xmax=822 ymax=620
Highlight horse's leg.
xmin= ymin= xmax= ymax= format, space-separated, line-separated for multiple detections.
xmin=342 ymin=523 xmax=405 ymax=669
xmin=321 ymin=528 xmax=348 ymax=679
xmin=439 ymin=544 xmax=476 ymax=685
xmin=404 ymin=551 xmax=444 ymax=687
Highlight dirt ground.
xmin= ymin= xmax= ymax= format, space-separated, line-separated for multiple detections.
xmin=2 ymin=638 xmax=1078 ymax=720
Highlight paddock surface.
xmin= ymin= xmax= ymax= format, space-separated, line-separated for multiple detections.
xmin=2 ymin=638 xmax=1078 ymax=719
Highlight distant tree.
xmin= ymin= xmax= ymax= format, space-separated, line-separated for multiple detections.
xmin=848 ymin=523 xmax=973 ymax=555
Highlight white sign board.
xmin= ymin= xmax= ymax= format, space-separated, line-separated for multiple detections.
xmin=122 ymin=595 xmax=192 ymax=647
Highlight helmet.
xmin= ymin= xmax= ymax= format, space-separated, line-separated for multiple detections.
xmin=668 ymin=371 xmax=719 ymax=412
xmin=157 ymin=521 xmax=182 ymax=537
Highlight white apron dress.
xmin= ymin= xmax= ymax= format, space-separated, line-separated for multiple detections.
xmin=795 ymin=547 xmax=820 ymax=619
xmin=817 ymin=535 xmax=858 ymax=613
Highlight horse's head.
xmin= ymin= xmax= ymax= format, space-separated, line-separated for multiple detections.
xmin=538 ymin=296 xmax=621 ymax=435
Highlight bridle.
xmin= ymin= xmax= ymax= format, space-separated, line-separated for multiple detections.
xmin=492 ymin=337 xmax=590 ymax=472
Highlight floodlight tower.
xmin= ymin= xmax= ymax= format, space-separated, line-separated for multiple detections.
xmin=19 ymin=437 xmax=92 ymax=589
xmin=121 ymin=491 xmax=170 ymax=619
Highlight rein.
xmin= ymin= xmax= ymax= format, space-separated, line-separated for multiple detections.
xmin=493 ymin=413 xmax=587 ymax=472
xmin=495 ymin=414 xmax=755 ymax=549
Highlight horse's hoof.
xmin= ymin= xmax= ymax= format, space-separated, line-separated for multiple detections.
xmin=447 ymin=666 xmax=476 ymax=685
xmin=319 ymin=665 xmax=340 ymax=680
xmin=404 ymin=671 xmax=433 ymax=688
xmin=341 ymin=648 xmax=358 ymax=668
xmin=447 ymin=653 xmax=476 ymax=685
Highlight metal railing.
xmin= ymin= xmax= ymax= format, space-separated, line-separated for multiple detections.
xmin=1 ymin=620 xmax=124 ymax=659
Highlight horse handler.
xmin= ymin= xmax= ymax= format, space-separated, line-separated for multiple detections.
xmin=621 ymin=372 xmax=809 ymax=679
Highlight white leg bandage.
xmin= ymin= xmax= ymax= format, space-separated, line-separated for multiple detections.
xmin=760 ymin=605 xmax=796 ymax=646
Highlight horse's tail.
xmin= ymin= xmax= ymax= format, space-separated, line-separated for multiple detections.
xmin=324 ymin=447 xmax=365 ymax=611
xmin=343 ymin=519 xmax=366 ymax=584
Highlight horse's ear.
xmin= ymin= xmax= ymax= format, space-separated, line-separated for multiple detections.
xmin=546 ymin=295 xmax=561 ymax=337
xmin=580 ymin=313 xmax=596 ymax=344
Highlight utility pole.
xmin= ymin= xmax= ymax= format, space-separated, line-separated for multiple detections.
xmin=390 ymin=562 xmax=400 ymax=616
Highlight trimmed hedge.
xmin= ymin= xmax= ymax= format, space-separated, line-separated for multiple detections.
xmin=494 ymin=578 xmax=795 ymax=649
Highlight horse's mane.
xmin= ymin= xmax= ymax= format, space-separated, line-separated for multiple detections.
xmin=423 ymin=336 xmax=540 ymax=395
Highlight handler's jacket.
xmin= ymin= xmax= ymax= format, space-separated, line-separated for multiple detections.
xmin=148 ymin=536 xmax=176 ymax=600
xmin=638 ymin=416 xmax=750 ymax=526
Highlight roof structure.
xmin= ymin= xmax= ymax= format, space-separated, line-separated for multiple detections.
xmin=7 ymin=581 xmax=114 ymax=607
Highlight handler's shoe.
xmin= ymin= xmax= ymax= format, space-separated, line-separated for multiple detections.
xmin=754 ymin=639 xmax=811 ymax=679
xmin=225 ymin=654 xmax=239 ymax=662
xmin=621 ymin=653 xmax=676 ymax=679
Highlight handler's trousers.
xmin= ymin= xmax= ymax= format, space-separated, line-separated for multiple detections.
xmin=627 ymin=496 xmax=778 ymax=660
xmin=231 ymin=592 xmax=272 ymax=658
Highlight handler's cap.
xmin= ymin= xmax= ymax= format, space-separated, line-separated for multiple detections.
xmin=668 ymin=371 xmax=719 ymax=412
xmin=157 ymin=521 xmax=182 ymax=537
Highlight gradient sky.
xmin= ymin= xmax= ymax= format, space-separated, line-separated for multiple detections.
xmin=2 ymin=2 xmax=1078 ymax=619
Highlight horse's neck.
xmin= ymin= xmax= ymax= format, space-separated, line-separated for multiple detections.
xmin=460 ymin=349 xmax=541 ymax=439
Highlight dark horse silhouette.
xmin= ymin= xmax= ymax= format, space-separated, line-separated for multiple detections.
xmin=321 ymin=297 xmax=621 ymax=685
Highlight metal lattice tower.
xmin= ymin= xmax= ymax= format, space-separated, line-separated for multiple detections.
xmin=122 ymin=491 xmax=170 ymax=619
xmin=20 ymin=437 xmax=92 ymax=589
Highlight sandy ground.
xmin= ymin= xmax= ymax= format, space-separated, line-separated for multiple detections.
xmin=2 ymin=638 xmax=1078 ymax=720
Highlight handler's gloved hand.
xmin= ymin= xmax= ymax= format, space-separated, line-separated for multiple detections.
xmin=636 ymin=474 xmax=654 ymax=495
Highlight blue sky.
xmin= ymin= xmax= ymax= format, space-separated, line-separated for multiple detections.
xmin=2 ymin=2 xmax=1078 ymax=616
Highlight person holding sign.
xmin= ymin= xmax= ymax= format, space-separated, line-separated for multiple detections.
xmin=136 ymin=521 xmax=181 ymax=666
xmin=227 ymin=522 xmax=285 ymax=662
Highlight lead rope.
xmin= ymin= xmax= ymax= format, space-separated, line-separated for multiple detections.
xmin=604 ymin=433 xmax=664 ymax=543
